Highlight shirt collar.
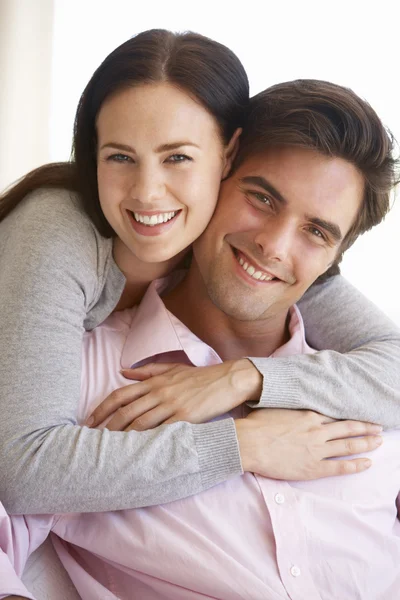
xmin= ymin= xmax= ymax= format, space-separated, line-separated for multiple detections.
xmin=121 ymin=278 xmax=313 ymax=369
xmin=120 ymin=278 xmax=221 ymax=369
xmin=271 ymin=304 xmax=315 ymax=357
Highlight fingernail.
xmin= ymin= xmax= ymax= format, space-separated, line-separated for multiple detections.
xmin=86 ymin=416 xmax=94 ymax=427
xmin=374 ymin=436 xmax=383 ymax=445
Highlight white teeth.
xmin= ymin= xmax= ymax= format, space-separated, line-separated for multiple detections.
xmin=133 ymin=211 xmax=177 ymax=226
xmin=236 ymin=254 xmax=274 ymax=281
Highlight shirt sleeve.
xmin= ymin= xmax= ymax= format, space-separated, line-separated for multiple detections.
xmin=0 ymin=552 xmax=35 ymax=599
xmin=248 ymin=274 xmax=400 ymax=428
xmin=0 ymin=504 xmax=52 ymax=600
xmin=0 ymin=569 xmax=34 ymax=600
xmin=0 ymin=190 xmax=242 ymax=515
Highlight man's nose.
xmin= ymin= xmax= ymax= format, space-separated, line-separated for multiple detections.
xmin=130 ymin=164 xmax=166 ymax=205
xmin=254 ymin=218 xmax=295 ymax=263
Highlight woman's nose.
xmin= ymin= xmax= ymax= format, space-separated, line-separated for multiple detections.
xmin=130 ymin=164 xmax=166 ymax=205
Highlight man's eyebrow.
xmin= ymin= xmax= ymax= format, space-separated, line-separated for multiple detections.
xmin=240 ymin=176 xmax=287 ymax=205
xmin=307 ymin=216 xmax=343 ymax=242
xmin=99 ymin=141 xmax=199 ymax=152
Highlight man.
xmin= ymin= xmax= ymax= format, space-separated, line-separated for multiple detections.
xmin=2 ymin=79 xmax=399 ymax=600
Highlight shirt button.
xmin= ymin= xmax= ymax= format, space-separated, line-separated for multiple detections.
xmin=290 ymin=566 xmax=301 ymax=577
xmin=274 ymin=493 xmax=285 ymax=504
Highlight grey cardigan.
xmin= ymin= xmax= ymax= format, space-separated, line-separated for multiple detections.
xmin=1 ymin=189 xmax=399 ymax=514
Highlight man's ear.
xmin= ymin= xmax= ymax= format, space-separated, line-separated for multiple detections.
xmin=221 ymin=128 xmax=242 ymax=179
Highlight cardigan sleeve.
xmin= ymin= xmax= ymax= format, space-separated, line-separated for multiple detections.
xmin=248 ymin=275 xmax=400 ymax=428
xmin=0 ymin=189 xmax=242 ymax=514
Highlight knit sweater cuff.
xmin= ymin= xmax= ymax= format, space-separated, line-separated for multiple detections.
xmin=192 ymin=418 xmax=243 ymax=489
xmin=246 ymin=357 xmax=300 ymax=409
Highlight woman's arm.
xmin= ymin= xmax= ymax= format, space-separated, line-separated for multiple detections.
xmin=249 ymin=275 xmax=400 ymax=427
xmin=0 ymin=190 xmax=241 ymax=514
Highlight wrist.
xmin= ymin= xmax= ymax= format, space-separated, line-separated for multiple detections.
xmin=229 ymin=358 xmax=263 ymax=402
xmin=234 ymin=418 xmax=254 ymax=472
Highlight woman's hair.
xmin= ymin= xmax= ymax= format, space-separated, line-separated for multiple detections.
xmin=234 ymin=79 xmax=400 ymax=280
xmin=0 ymin=29 xmax=249 ymax=233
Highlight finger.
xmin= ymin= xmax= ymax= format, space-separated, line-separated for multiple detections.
xmin=325 ymin=435 xmax=382 ymax=458
xmin=163 ymin=417 xmax=180 ymax=425
xmin=87 ymin=382 xmax=150 ymax=427
xmin=319 ymin=415 xmax=336 ymax=424
xmin=124 ymin=405 xmax=175 ymax=432
xmin=121 ymin=363 xmax=181 ymax=381
xmin=106 ymin=396 xmax=161 ymax=431
xmin=323 ymin=419 xmax=382 ymax=441
xmin=316 ymin=457 xmax=372 ymax=478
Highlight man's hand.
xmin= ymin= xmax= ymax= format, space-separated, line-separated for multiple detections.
xmin=86 ymin=359 xmax=262 ymax=431
xmin=235 ymin=408 xmax=382 ymax=479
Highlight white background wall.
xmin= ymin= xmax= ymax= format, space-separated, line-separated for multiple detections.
xmin=2 ymin=0 xmax=400 ymax=324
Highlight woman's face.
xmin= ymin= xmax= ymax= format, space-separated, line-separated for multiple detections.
xmin=96 ymin=82 xmax=238 ymax=265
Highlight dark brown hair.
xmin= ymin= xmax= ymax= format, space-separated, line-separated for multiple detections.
xmin=0 ymin=29 xmax=249 ymax=233
xmin=235 ymin=79 xmax=399 ymax=280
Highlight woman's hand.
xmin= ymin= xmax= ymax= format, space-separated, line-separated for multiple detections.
xmin=87 ymin=359 xmax=262 ymax=431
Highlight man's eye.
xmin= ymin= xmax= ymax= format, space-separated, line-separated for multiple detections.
xmin=107 ymin=153 xmax=132 ymax=163
xmin=166 ymin=154 xmax=192 ymax=163
xmin=251 ymin=192 xmax=272 ymax=206
xmin=308 ymin=226 xmax=325 ymax=240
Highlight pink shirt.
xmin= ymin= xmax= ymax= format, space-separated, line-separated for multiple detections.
xmin=1 ymin=280 xmax=400 ymax=600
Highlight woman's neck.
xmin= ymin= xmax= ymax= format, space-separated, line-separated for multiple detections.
xmin=112 ymin=238 xmax=188 ymax=311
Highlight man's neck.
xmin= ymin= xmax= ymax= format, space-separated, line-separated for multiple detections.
xmin=163 ymin=266 xmax=290 ymax=360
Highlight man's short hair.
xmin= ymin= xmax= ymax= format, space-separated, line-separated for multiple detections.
xmin=235 ymin=79 xmax=399 ymax=279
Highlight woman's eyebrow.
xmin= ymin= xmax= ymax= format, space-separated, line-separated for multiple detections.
xmin=155 ymin=141 xmax=200 ymax=152
xmin=99 ymin=141 xmax=200 ymax=152
xmin=100 ymin=142 xmax=134 ymax=152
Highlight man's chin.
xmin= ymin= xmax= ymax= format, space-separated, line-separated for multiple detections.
xmin=207 ymin=287 xmax=275 ymax=322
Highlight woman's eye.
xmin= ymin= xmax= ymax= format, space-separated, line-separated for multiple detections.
xmin=107 ymin=153 xmax=132 ymax=163
xmin=166 ymin=154 xmax=192 ymax=163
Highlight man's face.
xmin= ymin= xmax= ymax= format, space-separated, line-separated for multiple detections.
xmin=192 ymin=146 xmax=364 ymax=322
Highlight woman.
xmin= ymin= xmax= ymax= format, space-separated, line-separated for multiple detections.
xmin=0 ymin=29 xmax=399 ymax=516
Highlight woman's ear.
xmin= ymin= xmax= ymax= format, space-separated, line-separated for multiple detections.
xmin=221 ymin=128 xmax=242 ymax=179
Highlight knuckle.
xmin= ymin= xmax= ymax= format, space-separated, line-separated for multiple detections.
xmin=118 ymin=404 xmax=134 ymax=419
xmin=344 ymin=438 xmax=355 ymax=454
xmin=345 ymin=420 xmax=359 ymax=434
xmin=109 ymin=388 xmax=126 ymax=405
xmin=337 ymin=460 xmax=355 ymax=475
xmin=349 ymin=420 xmax=369 ymax=435
xmin=132 ymin=416 xmax=147 ymax=431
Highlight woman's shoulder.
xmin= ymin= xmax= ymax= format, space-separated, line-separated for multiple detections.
xmin=0 ymin=187 xmax=124 ymax=324
xmin=2 ymin=187 xmax=113 ymax=260
xmin=13 ymin=187 xmax=98 ymax=238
